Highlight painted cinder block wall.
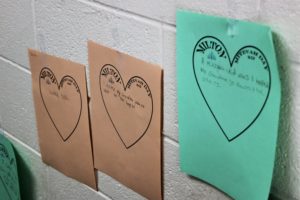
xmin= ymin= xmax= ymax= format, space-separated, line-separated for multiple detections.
xmin=0 ymin=0 xmax=299 ymax=199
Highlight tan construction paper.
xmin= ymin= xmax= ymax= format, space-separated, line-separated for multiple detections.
xmin=88 ymin=41 xmax=163 ymax=200
xmin=29 ymin=49 xmax=97 ymax=189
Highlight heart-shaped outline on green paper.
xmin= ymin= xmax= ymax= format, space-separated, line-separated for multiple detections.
xmin=192 ymin=36 xmax=271 ymax=142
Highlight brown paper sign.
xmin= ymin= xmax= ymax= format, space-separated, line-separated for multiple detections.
xmin=88 ymin=41 xmax=163 ymax=200
xmin=28 ymin=49 xmax=97 ymax=189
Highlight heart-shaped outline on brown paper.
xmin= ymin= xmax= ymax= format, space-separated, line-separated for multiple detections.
xmin=39 ymin=67 xmax=82 ymax=142
xmin=99 ymin=64 xmax=153 ymax=149
xmin=193 ymin=36 xmax=271 ymax=142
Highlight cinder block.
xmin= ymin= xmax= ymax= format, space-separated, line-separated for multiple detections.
xmin=96 ymin=138 xmax=230 ymax=200
xmin=271 ymin=63 xmax=300 ymax=200
xmin=34 ymin=0 xmax=162 ymax=68
xmin=98 ymin=171 xmax=146 ymax=200
xmin=0 ymin=58 xmax=40 ymax=151
xmin=265 ymin=28 xmax=300 ymax=200
xmin=0 ymin=0 xmax=35 ymax=68
xmin=260 ymin=0 xmax=300 ymax=62
xmin=163 ymin=138 xmax=231 ymax=200
xmin=162 ymin=26 xmax=178 ymax=141
xmin=94 ymin=0 xmax=261 ymax=24
xmin=47 ymin=167 xmax=110 ymax=200
xmin=3 ymin=131 xmax=48 ymax=200
xmin=93 ymin=0 xmax=168 ymax=22
xmin=0 ymin=0 xmax=299 ymax=199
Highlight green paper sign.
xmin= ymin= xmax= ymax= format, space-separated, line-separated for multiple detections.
xmin=0 ymin=132 xmax=20 ymax=200
xmin=176 ymin=11 xmax=281 ymax=200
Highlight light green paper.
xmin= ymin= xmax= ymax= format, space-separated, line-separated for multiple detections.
xmin=0 ymin=132 xmax=21 ymax=200
xmin=176 ymin=11 xmax=281 ymax=200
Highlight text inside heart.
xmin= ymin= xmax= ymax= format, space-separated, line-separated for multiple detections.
xmin=39 ymin=67 xmax=82 ymax=141
xmin=193 ymin=36 xmax=271 ymax=141
xmin=99 ymin=64 xmax=153 ymax=149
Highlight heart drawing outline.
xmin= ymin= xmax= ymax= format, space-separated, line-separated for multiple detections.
xmin=39 ymin=67 xmax=82 ymax=142
xmin=192 ymin=36 xmax=271 ymax=142
xmin=99 ymin=64 xmax=153 ymax=149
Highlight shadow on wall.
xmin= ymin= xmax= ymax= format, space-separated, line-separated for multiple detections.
xmin=270 ymin=32 xmax=294 ymax=200
xmin=13 ymin=147 xmax=35 ymax=200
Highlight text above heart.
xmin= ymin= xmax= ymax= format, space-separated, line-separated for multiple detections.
xmin=100 ymin=64 xmax=153 ymax=149
xmin=193 ymin=36 xmax=271 ymax=141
